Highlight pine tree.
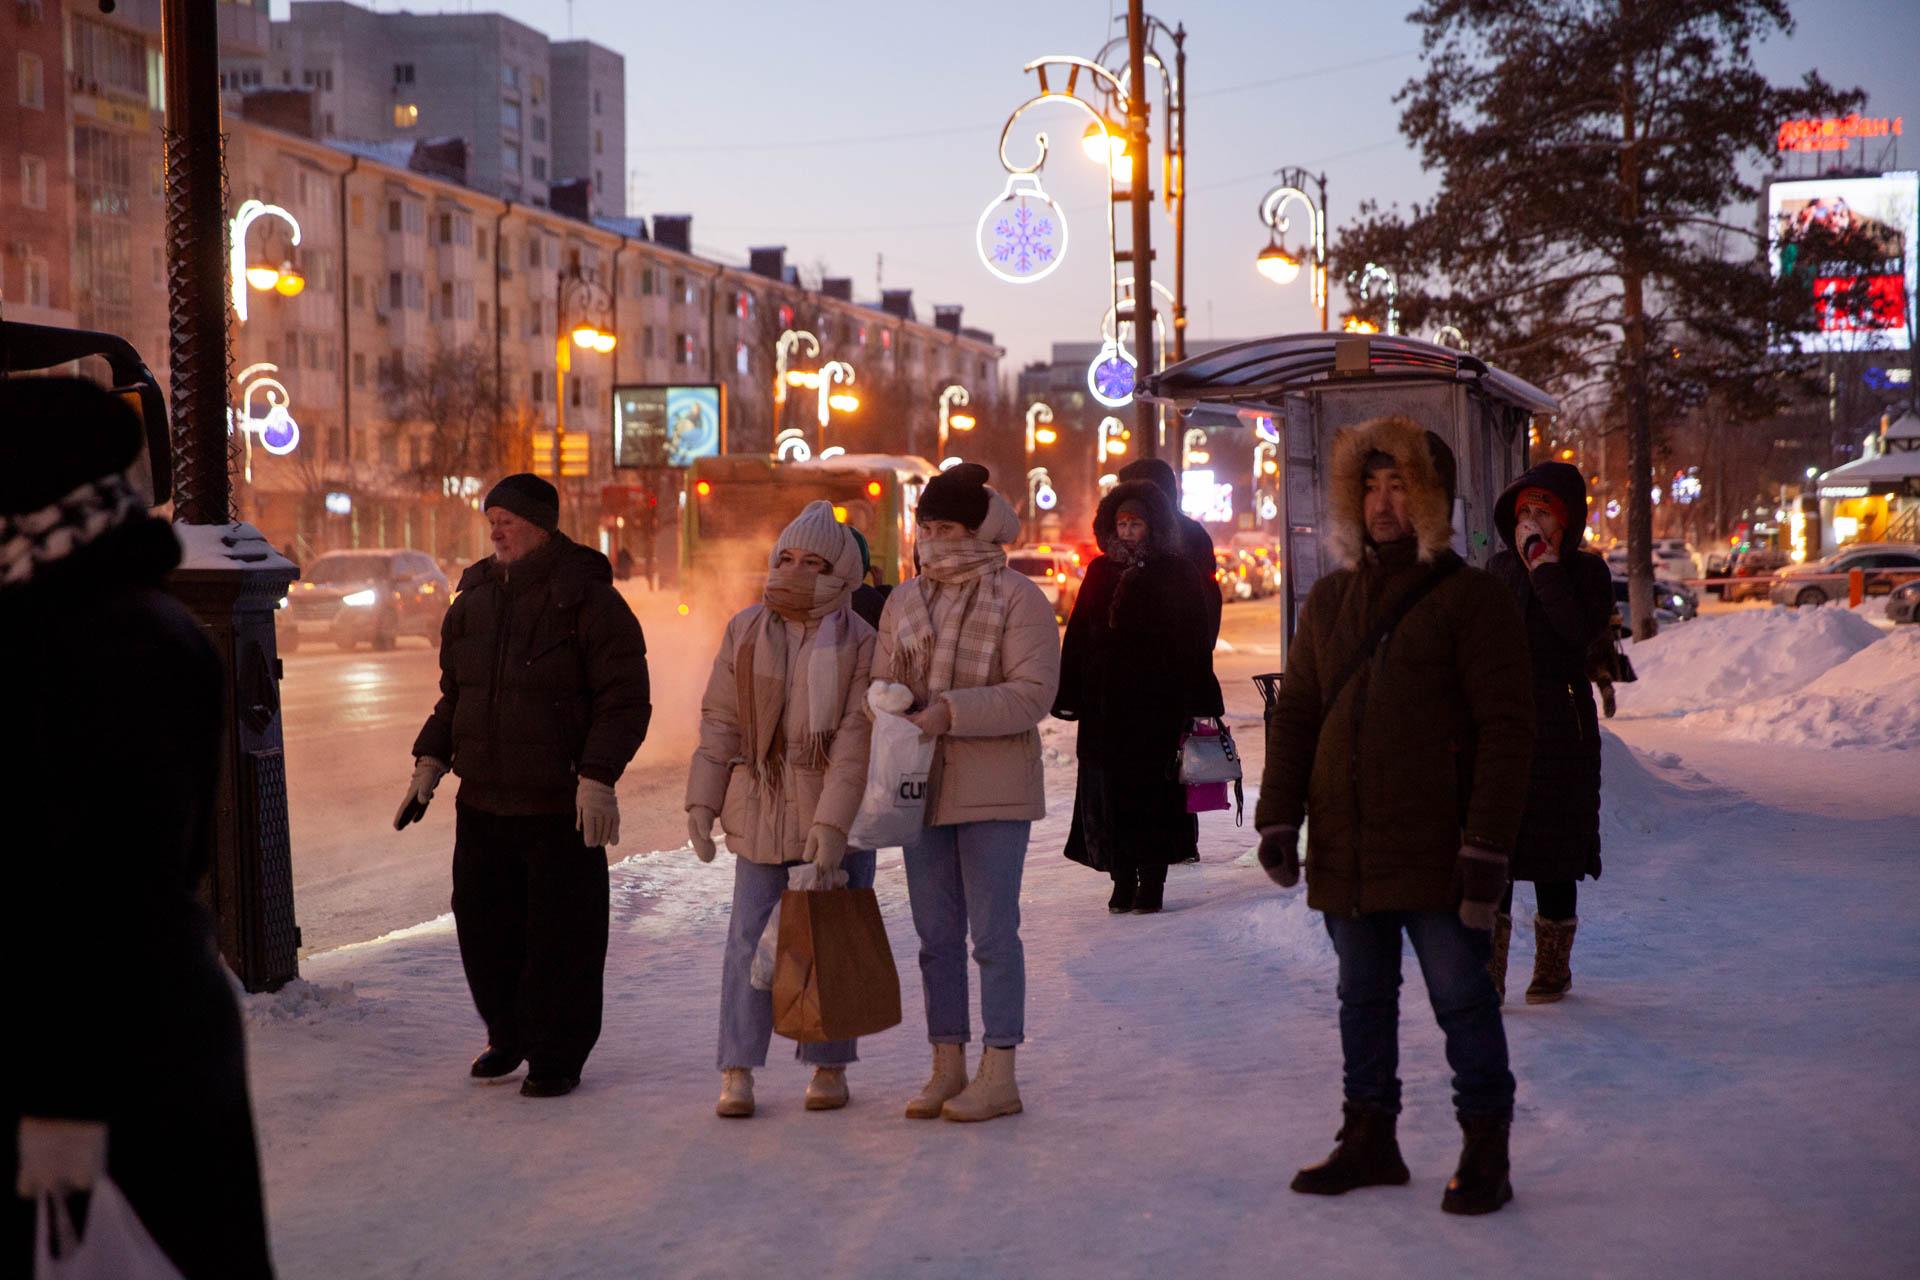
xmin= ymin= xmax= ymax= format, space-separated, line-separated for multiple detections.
xmin=1337 ymin=0 xmax=1859 ymax=636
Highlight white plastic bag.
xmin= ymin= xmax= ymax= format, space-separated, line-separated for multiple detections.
xmin=34 ymin=1177 xmax=187 ymax=1280
xmin=750 ymin=861 xmax=847 ymax=991
xmin=848 ymin=683 xmax=936 ymax=851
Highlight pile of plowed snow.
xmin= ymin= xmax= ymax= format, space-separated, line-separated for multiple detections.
xmin=1617 ymin=607 xmax=1884 ymax=716
xmin=1678 ymin=628 xmax=1920 ymax=750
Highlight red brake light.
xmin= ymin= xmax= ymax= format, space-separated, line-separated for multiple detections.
xmin=866 ymin=481 xmax=882 ymax=498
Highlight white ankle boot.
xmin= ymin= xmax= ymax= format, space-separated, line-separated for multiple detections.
xmin=941 ymin=1046 xmax=1022 ymax=1122
xmin=805 ymin=1066 xmax=850 ymax=1111
xmin=904 ymin=1044 xmax=969 ymax=1119
xmin=715 ymin=1068 xmax=755 ymax=1118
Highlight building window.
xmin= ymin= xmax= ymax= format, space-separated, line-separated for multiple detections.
xmin=477 ymin=300 xmax=489 ymax=331
xmin=503 ymin=143 xmax=521 ymax=174
xmin=17 ymin=53 xmax=44 ymax=110
xmin=70 ymin=20 xmax=148 ymax=100
xmin=532 ymin=156 xmax=546 ymax=181
xmin=353 ymin=353 xmax=366 ymax=388
xmin=594 ymin=129 xmax=603 ymax=155
xmin=502 ymin=64 xmax=520 ymax=90
xmin=19 ymin=155 xmax=47 ymax=209
xmin=501 ymin=100 xmax=521 ymax=133
xmin=531 ymin=73 xmax=545 ymax=104
xmin=678 ymin=334 xmax=696 ymax=366
xmin=735 ymin=342 xmax=750 ymax=376
xmin=23 ymin=255 xmax=48 ymax=308
xmin=475 ymin=227 xmax=488 ymax=258
xmin=532 ymin=116 xmax=546 ymax=143
xmin=350 ymin=275 xmax=364 ymax=309
xmin=640 ymin=268 xmax=654 ymax=297
xmin=394 ymin=102 xmax=420 ymax=128
xmin=388 ymin=200 xmax=402 ymax=232
xmin=530 ymin=369 xmax=544 ymax=401
xmin=643 ymin=326 xmax=655 ymax=357
xmin=593 ymin=89 xmax=603 ymax=114
xmin=439 ymin=281 xmax=453 ymax=318
xmin=394 ymin=63 xmax=415 ymax=86
xmin=595 ymin=169 xmax=603 ymax=193
xmin=526 ymin=237 xmax=541 ymax=270
xmin=388 ymin=272 xmax=403 ymax=311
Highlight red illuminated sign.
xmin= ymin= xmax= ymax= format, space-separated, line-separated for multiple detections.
xmin=1812 ymin=274 xmax=1909 ymax=333
xmin=1777 ymin=114 xmax=1904 ymax=153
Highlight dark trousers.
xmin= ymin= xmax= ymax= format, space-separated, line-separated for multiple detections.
xmin=1502 ymin=880 xmax=1577 ymax=921
xmin=1324 ymin=911 xmax=1516 ymax=1120
xmin=452 ymin=802 xmax=610 ymax=1077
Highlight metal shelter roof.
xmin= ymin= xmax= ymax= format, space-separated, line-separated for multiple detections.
xmin=1137 ymin=332 xmax=1561 ymax=418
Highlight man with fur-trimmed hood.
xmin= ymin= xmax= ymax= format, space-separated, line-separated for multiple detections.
xmin=1254 ymin=415 xmax=1534 ymax=1216
xmin=1055 ymin=477 xmax=1224 ymax=913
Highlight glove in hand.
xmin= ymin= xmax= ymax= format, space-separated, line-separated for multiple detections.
xmin=1256 ymin=826 xmax=1301 ymax=888
xmin=688 ymin=806 xmax=718 ymax=863
xmin=394 ymin=756 xmax=449 ymax=829
xmin=576 ymin=777 xmax=620 ymax=848
xmin=804 ymin=823 xmax=849 ymax=877
xmin=1453 ymin=844 xmax=1509 ymax=932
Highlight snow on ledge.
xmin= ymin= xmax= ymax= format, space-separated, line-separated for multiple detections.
xmin=173 ymin=520 xmax=297 ymax=574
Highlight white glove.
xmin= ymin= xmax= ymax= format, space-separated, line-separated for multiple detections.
xmin=688 ymin=805 xmax=718 ymax=863
xmin=395 ymin=756 xmax=449 ymax=828
xmin=804 ymin=823 xmax=849 ymax=877
xmin=15 ymin=1118 xmax=107 ymax=1198
xmin=576 ymin=777 xmax=620 ymax=848
xmin=1516 ymin=518 xmax=1559 ymax=568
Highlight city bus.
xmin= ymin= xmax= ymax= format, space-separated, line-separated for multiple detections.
xmin=680 ymin=453 xmax=937 ymax=613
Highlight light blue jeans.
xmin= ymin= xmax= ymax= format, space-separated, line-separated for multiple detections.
xmin=902 ymin=820 xmax=1031 ymax=1048
xmin=717 ymin=848 xmax=877 ymax=1071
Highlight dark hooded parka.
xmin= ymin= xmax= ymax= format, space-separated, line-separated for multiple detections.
xmin=1488 ymin=461 xmax=1613 ymax=884
xmin=1116 ymin=456 xmax=1223 ymax=646
xmin=1056 ymin=478 xmax=1225 ymax=872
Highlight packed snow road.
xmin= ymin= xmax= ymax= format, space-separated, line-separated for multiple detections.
xmin=250 ymin=605 xmax=1918 ymax=1277
xmin=281 ymin=592 xmax=1286 ymax=953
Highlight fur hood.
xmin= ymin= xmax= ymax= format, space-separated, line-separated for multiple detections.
xmin=1494 ymin=460 xmax=1588 ymax=558
xmin=1325 ymin=415 xmax=1458 ymax=569
xmin=1093 ymin=478 xmax=1185 ymax=559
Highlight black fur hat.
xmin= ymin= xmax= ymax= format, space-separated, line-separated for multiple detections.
xmin=916 ymin=462 xmax=991 ymax=529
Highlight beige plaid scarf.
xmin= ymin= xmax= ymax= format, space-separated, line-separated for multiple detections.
xmin=892 ymin=539 xmax=1009 ymax=696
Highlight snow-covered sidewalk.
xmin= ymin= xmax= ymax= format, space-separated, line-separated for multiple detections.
xmin=248 ymin=639 xmax=1920 ymax=1278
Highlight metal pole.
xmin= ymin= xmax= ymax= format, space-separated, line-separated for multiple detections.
xmin=1316 ymin=172 xmax=1330 ymax=332
xmin=1172 ymin=23 xmax=1187 ymax=364
xmin=1127 ymin=0 xmax=1158 ymax=458
xmin=162 ymin=0 xmax=233 ymax=523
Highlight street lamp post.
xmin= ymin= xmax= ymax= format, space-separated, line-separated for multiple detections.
xmin=1348 ymin=262 xmax=1399 ymax=336
xmin=554 ymin=266 xmax=617 ymax=533
xmin=1096 ymin=414 xmax=1129 ymax=483
xmin=938 ymin=383 xmax=975 ymax=463
xmin=1025 ymin=401 xmax=1057 ymax=541
xmin=1256 ymin=168 xmax=1328 ymax=330
xmin=1096 ymin=14 xmax=1186 ymax=364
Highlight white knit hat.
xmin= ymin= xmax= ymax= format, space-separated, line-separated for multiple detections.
xmin=770 ymin=500 xmax=862 ymax=581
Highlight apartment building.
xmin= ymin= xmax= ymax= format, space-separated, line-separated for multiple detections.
xmin=221 ymin=114 xmax=1000 ymax=562
xmin=220 ymin=0 xmax=624 ymax=215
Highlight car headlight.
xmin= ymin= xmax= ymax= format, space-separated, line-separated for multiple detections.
xmin=342 ymin=589 xmax=378 ymax=607
xmin=275 ymin=596 xmax=289 ymax=610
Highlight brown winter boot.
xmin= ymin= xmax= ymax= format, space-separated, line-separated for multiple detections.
xmin=1441 ymin=1114 xmax=1514 ymax=1215
xmin=941 ymin=1047 xmax=1022 ymax=1122
xmin=1488 ymin=913 xmax=1513 ymax=1004
xmin=904 ymin=1044 xmax=968 ymax=1119
xmin=1525 ymin=915 xmax=1578 ymax=1004
xmin=1290 ymin=1105 xmax=1411 ymax=1196
xmin=804 ymin=1067 xmax=849 ymax=1111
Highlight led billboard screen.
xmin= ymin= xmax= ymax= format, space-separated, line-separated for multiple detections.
xmin=1769 ymin=171 xmax=1918 ymax=353
xmin=612 ymin=384 xmax=725 ymax=468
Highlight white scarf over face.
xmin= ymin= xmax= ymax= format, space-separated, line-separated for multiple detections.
xmin=739 ymin=568 xmax=858 ymax=783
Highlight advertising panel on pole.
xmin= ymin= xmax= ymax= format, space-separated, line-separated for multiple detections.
xmin=612 ymin=384 xmax=726 ymax=468
xmin=1768 ymin=171 xmax=1918 ymax=353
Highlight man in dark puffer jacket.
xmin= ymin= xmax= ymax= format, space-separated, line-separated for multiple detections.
xmin=1254 ymin=416 xmax=1534 ymax=1216
xmin=404 ymin=473 xmax=652 ymax=1098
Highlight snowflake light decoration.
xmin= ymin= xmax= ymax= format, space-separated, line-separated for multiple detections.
xmin=1087 ymin=341 xmax=1138 ymax=408
xmin=977 ymin=175 xmax=1068 ymax=285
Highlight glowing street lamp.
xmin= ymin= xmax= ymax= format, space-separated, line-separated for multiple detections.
xmin=773 ymin=329 xmax=819 ymax=408
xmin=1255 ymin=169 xmax=1327 ymax=329
xmin=1097 ymin=415 xmax=1129 ymax=467
xmin=816 ymin=360 xmax=858 ymax=444
xmin=552 ymin=266 xmax=617 ymax=500
xmin=938 ymin=383 xmax=974 ymax=460
xmin=230 ymin=199 xmax=303 ymax=323
xmin=1025 ymin=401 xmax=1055 ymax=462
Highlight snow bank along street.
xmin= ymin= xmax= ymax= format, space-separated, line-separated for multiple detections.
xmin=247 ymin=606 xmax=1920 ymax=1278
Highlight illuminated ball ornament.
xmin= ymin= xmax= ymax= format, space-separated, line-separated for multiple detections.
xmin=1087 ymin=341 xmax=1137 ymax=409
xmin=976 ymin=174 xmax=1067 ymax=285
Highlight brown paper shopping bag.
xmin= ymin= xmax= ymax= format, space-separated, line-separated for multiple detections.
xmin=771 ymin=887 xmax=903 ymax=1043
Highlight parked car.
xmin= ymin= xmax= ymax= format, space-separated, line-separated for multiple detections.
xmin=1767 ymin=544 xmax=1920 ymax=608
xmin=1603 ymin=546 xmax=1692 ymax=581
xmin=1722 ymin=547 xmax=1790 ymax=602
xmin=1611 ymin=576 xmax=1696 ymax=630
xmin=278 ymin=548 xmax=451 ymax=652
xmin=1887 ymin=578 xmax=1920 ymax=625
xmin=1010 ymin=546 xmax=1083 ymax=623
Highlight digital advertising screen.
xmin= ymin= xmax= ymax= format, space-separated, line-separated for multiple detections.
xmin=612 ymin=384 xmax=725 ymax=468
xmin=1769 ymin=171 xmax=1918 ymax=353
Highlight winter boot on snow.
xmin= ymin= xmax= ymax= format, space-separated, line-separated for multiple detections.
xmin=1132 ymin=868 xmax=1166 ymax=914
xmin=805 ymin=1066 xmax=850 ymax=1111
xmin=1525 ymin=915 xmax=1578 ymax=1004
xmin=519 ymin=1072 xmax=579 ymax=1098
xmin=1488 ymin=913 xmax=1513 ymax=1004
xmin=904 ymin=1044 xmax=969 ymax=1119
xmin=1441 ymin=1114 xmax=1514 ymax=1215
xmin=716 ymin=1068 xmax=755 ymax=1118
xmin=470 ymin=1045 xmax=523 ymax=1080
xmin=942 ymin=1046 xmax=1022 ymax=1122
xmin=1289 ymin=1105 xmax=1411 ymax=1195
xmin=1108 ymin=871 xmax=1137 ymax=914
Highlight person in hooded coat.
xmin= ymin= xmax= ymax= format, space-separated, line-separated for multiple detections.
xmin=1055 ymin=477 xmax=1224 ymax=913
xmin=686 ymin=501 xmax=877 ymax=1118
xmin=1486 ymin=462 xmax=1614 ymax=1004
xmin=1 ymin=378 xmax=274 ymax=1277
xmin=1116 ymin=456 xmax=1223 ymax=646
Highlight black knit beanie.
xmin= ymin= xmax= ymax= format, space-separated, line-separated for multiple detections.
xmin=0 ymin=377 xmax=144 ymax=515
xmin=916 ymin=462 xmax=991 ymax=529
xmin=484 ymin=472 xmax=560 ymax=533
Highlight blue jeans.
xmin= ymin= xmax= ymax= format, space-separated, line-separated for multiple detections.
xmin=902 ymin=821 xmax=1030 ymax=1048
xmin=1323 ymin=911 xmax=1516 ymax=1120
xmin=716 ymin=849 xmax=877 ymax=1071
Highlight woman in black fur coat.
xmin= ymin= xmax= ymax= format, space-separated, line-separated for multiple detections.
xmin=1054 ymin=479 xmax=1223 ymax=913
